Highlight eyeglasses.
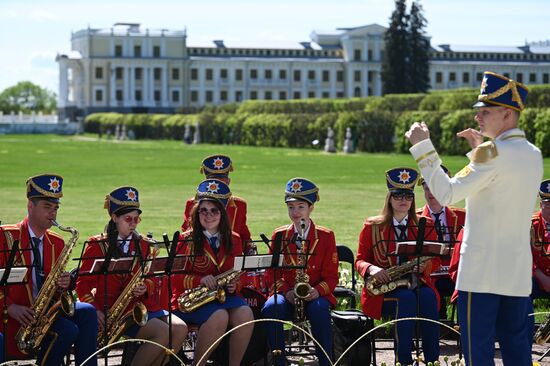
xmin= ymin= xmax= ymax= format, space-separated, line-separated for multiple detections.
xmin=199 ymin=207 xmax=221 ymax=217
xmin=391 ymin=193 xmax=414 ymax=201
xmin=123 ymin=215 xmax=141 ymax=224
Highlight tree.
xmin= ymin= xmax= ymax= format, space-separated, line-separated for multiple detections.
xmin=0 ymin=81 xmax=57 ymax=114
xmin=408 ymin=0 xmax=431 ymax=93
xmin=382 ymin=0 xmax=410 ymax=95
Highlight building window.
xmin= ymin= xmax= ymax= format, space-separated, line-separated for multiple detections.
xmin=462 ymin=72 xmax=470 ymax=83
xmin=206 ymin=69 xmax=213 ymax=81
xmin=368 ymin=71 xmax=375 ymax=83
xmin=449 ymin=72 xmax=456 ymax=82
xmin=250 ymin=91 xmax=258 ymax=100
xmin=135 ymin=68 xmax=142 ymax=80
xmin=322 ymin=70 xmax=330 ymax=82
xmin=336 ymin=91 xmax=344 ymax=98
xmin=191 ymin=90 xmax=198 ymax=102
xmin=191 ymin=68 xmax=198 ymax=80
xmin=543 ymin=73 xmax=549 ymax=84
xmin=235 ymin=69 xmax=243 ymax=81
xmin=135 ymin=90 xmax=142 ymax=101
xmin=95 ymin=89 xmax=103 ymax=102
xmin=154 ymin=68 xmax=161 ymax=81
xmin=153 ymin=46 xmax=161 ymax=58
xmin=134 ymin=45 xmax=141 ymax=57
xmin=530 ymin=73 xmax=537 ymax=83
xmin=116 ymin=90 xmax=123 ymax=101
xmin=115 ymin=45 xmax=123 ymax=57
xmin=516 ymin=73 xmax=523 ymax=83
xmin=172 ymin=68 xmax=180 ymax=80
xmin=279 ymin=69 xmax=287 ymax=80
xmin=235 ymin=91 xmax=243 ymax=102
xmin=220 ymin=90 xmax=228 ymax=101
xmin=476 ymin=72 xmax=483 ymax=82
xmin=368 ymin=49 xmax=373 ymax=61
xmin=308 ymin=70 xmax=315 ymax=80
xmin=250 ymin=69 xmax=258 ymax=79
xmin=354 ymin=87 xmax=361 ymax=97
xmin=95 ymin=67 xmax=103 ymax=79
xmin=116 ymin=67 xmax=123 ymax=80
xmin=220 ymin=69 xmax=228 ymax=79
xmin=337 ymin=70 xmax=344 ymax=82
xmin=154 ymin=90 xmax=161 ymax=102
xmin=279 ymin=91 xmax=287 ymax=100
xmin=354 ymin=70 xmax=361 ymax=82
xmin=293 ymin=91 xmax=301 ymax=99
xmin=436 ymin=72 xmax=443 ymax=83
xmin=293 ymin=70 xmax=301 ymax=82
xmin=322 ymin=92 xmax=330 ymax=99
xmin=308 ymin=91 xmax=315 ymax=98
xmin=206 ymin=90 xmax=213 ymax=103
xmin=172 ymin=90 xmax=180 ymax=102
xmin=265 ymin=69 xmax=272 ymax=80
xmin=265 ymin=91 xmax=272 ymax=100
xmin=354 ymin=49 xmax=361 ymax=61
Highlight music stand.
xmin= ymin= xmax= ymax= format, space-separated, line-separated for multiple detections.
xmin=0 ymin=238 xmax=32 ymax=360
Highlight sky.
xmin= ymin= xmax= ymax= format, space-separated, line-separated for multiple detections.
xmin=0 ymin=0 xmax=549 ymax=94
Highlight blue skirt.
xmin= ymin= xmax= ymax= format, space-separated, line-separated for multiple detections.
xmin=125 ymin=309 xmax=169 ymax=338
xmin=174 ymin=295 xmax=247 ymax=325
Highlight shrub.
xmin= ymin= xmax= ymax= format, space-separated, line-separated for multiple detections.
xmin=394 ymin=111 xmax=450 ymax=153
xmin=439 ymin=110 xmax=476 ymax=155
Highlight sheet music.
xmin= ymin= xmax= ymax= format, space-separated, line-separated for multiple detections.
xmin=0 ymin=267 xmax=28 ymax=283
xmin=90 ymin=257 xmax=135 ymax=273
xmin=396 ymin=241 xmax=448 ymax=256
xmin=233 ymin=255 xmax=283 ymax=271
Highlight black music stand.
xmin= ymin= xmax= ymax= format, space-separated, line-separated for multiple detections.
xmin=0 ymin=239 xmax=32 ymax=360
xmin=73 ymin=235 xmax=148 ymax=365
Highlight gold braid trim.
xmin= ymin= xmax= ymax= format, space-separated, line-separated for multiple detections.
xmin=104 ymin=194 xmax=140 ymax=209
xmin=478 ymin=76 xmax=528 ymax=111
xmin=28 ymin=179 xmax=63 ymax=199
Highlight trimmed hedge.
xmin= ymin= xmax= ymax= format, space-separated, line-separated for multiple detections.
xmin=394 ymin=111 xmax=451 ymax=153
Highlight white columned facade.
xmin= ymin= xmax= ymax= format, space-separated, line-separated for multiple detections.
xmin=58 ymin=59 xmax=69 ymax=108
xmin=110 ymin=65 xmax=116 ymax=106
xmin=161 ymin=66 xmax=168 ymax=106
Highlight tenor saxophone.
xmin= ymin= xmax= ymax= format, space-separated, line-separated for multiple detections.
xmin=16 ymin=220 xmax=78 ymax=354
xmin=97 ymin=245 xmax=152 ymax=348
xmin=364 ymin=256 xmax=432 ymax=296
xmin=293 ymin=218 xmax=311 ymax=323
xmin=178 ymin=269 xmax=242 ymax=313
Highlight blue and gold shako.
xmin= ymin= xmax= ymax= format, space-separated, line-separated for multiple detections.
xmin=200 ymin=154 xmax=233 ymax=178
xmin=473 ymin=71 xmax=529 ymax=112
xmin=540 ymin=179 xmax=550 ymax=201
xmin=196 ymin=179 xmax=232 ymax=207
xmin=105 ymin=186 xmax=141 ymax=216
xmin=386 ymin=167 xmax=418 ymax=192
xmin=285 ymin=178 xmax=319 ymax=205
xmin=418 ymin=165 xmax=450 ymax=186
xmin=26 ymin=174 xmax=63 ymax=202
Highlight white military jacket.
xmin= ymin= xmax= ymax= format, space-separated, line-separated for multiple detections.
xmin=410 ymin=128 xmax=543 ymax=296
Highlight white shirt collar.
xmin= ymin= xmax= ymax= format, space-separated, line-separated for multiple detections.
xmin=293 ymin=220 xmax=311 ymax=239
xmin=27 ymin=225 xmax=44 ymax=242
xmin=393 ymin=216 xmax=408 ymax=227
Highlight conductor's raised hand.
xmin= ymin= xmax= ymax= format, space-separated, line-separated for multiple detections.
xmin=457 ymin=128 xmax=484 ymax=149
xmin=405 ymin=121 xmax=430 ymax=145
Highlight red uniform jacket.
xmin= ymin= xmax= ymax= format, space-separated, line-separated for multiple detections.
xmin=416 ymin=205 xmax=465 ymax=267
xmin=170 ymin=231 xmax=243 ymax=311
xmin=448 ymin=229 xmax=464 ymax=303
xmin=0 ymin=218 xmax=66 ymax=358
xmin=182 ymin=196 xmax=252 ymax=248
xmin=531 ymin=211 xmax=550 ymax=275
xmin=264 ymin=222 xmax=339 ymax=308
xmin=355 ymin=216 xmax=441 ymax=319
xmin=76 ymin=233 xmax=161 ymax=314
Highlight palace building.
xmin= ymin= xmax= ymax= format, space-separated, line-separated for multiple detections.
xmin=56 ymin=23 xmax=550 ymax=120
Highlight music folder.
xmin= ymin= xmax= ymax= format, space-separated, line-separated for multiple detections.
xmin=396 ymin=241 xmax=448 ymax=256
xmin=90 ymin=257 xmax=135 ymax=274
xmin=233 ymin=254 xmax=283 ymax=271
xmin=149 ymin=256 xmax=189 ymax=273
xmin=0 ymin=267 xmax=28 ymax=283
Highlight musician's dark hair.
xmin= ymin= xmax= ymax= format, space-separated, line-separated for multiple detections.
xmin=370 ymin=191 xmax=418 ymax=228
xmin=190 ymin=199 xmax=232 ymax=255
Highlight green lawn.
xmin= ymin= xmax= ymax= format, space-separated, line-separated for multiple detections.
xmin=1 ymin=134 xmax=548 ymax=260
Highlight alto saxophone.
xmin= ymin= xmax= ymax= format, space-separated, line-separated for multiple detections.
xmin=98 ymin=243 xmax=152 ymax=348
xmin=16 ymin=220 xmax=78 ymax=354
xmin=534 ymin=314 xmax=550 ymax=344
xmin=178 ymin=269 xmax=242 ymax=313
xmin=293 ymin=219 xmax=311 ymax=323
xmin=365 ymin=256 xmax=432 ymax=296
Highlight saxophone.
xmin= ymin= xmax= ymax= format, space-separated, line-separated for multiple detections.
xmin=178 ymin=269 xmax=242 ymax=313
xmin=534 ymin=315 xmax=550 ymax=344
xmin=293 ymin=219 xmax=311 ymax=323
xmin=365 ymin=256 xmax=432 ymax=296
xmin=16 ymin=220 xmax=78 ymax=354
xmin=98 ymin=240 xmax=152 ymax=348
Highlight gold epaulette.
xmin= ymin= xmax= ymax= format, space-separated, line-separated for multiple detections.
xmin=315 ymin=225 xmax=333 ymax=235
xmin=231 ymin=195 xmax=247 ymax=203
xmin=472 ymin=141 xmax=498 ymax=164
xmin=273 ymin=225 xmax=290 ymax=233
xmin=450 ymin=207 xmax=465 ymax=213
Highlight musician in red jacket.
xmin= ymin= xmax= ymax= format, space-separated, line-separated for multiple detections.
xmin=172 ymin=179 xmax=253 ymax=366
xmin=182 ymin=154 xmax=252 ymax=253
xmin=355 ymin=167 xmax=440 ymax=365
xmin=262 ymin=178 xmax=339 ymax=366
xmin=0 ymin=174 xmax=97 ymax=365
xmin=417 ymin=165 xmax=466 ymax=319
xmin=531 ymin=179 xmax=550 ymax=298
xmin=76 ymin=186 xmax=187 ymax=366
